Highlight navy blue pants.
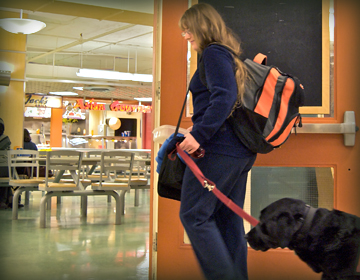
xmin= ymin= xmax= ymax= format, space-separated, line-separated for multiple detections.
xmin=180 ymin=152 xmax=256 ymax=280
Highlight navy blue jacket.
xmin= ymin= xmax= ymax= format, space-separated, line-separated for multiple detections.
xmin=24 ymin=141 xmax=38 ymax=151
xmin=189 ymin=44 xmax=254 ymax=158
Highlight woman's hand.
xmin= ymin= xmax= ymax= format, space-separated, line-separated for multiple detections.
xmin=179 ymin=133 xmax=200 ymax=154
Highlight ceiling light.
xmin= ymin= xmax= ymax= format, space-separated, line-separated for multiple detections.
xmin=73 ymin=86 xmax=83 ymax=90
xmin=133 ymin=74 xmax=153 ymax=83
xmin=134 ymin=97 xmax=152 ymax=102
xmin=76 ymin=69 xmax=153 ymax=83
xmin=50 ymin=92 xmax=78 ymax=96
xmin=0 ymin=10 xmax=46 ymax=35
xmin=0 ymin=62 xmax=15 ymax=73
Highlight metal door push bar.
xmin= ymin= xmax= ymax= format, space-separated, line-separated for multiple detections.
xmin=293 ymin=111 xmax=358 ymax=146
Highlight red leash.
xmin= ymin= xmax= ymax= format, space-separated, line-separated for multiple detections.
xmin=176 ymin=144 xmax=259 ymax=227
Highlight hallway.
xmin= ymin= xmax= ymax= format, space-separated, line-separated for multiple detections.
xmin=0 ymin=189 xmax=150 ymax=280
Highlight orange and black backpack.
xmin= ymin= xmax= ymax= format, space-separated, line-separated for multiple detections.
xmin=199 ymin=45 xmax=305 ymax=154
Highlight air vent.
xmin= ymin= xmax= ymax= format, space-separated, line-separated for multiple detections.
xmin=83 ymin=86 xmax=115 ymax=92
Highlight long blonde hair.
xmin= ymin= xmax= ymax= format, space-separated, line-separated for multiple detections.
xmin=179 ymin=3 xmax=248 ymax=107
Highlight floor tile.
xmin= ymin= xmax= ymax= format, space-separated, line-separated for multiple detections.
xmin=0 ymin=189 xmax=150 ymax=280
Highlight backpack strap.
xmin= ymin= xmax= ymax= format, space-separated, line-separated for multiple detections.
xmin=254 ymin=53 xmax=267 ymax=65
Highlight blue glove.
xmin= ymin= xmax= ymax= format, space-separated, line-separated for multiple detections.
xmin=166 ymin=135 xmax=185 ymax=155
xmin=155 ymin=133 xmax=184 ymax=173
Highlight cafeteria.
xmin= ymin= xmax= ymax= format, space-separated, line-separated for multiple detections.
xmin=0 ymin=0 xmax=359 ymax=279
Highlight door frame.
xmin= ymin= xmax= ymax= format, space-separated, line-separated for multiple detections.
xmin=150 ymin=0 xmax=360 ymax=279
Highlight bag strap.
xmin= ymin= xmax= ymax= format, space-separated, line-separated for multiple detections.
xmin=174 ymin=89 xmax=189 ymax=136
xmin=176 ymin=143 xmax=259 ymax=227
xmin=254 ymin=53 xmax=267 ymax=65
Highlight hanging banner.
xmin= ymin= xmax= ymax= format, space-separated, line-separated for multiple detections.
xmin=25 ymin=94 xmax=62 ymax=108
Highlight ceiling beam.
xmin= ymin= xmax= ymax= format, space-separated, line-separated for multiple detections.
xmin=27 ymin=24 xmax=136 ymax=62
xmin=0 ymin=0 xmax=153 ymax=26
xmin=81 ymin=31 xmax=153 ymax=56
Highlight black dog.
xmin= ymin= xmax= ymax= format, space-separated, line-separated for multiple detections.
xmin=246 ymin=198 xmax=360 ymax=280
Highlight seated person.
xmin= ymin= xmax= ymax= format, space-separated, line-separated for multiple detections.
xmin=21 ymin=128 xmax=52 ymax=179
xmin=17 ymin=128 xmax=39 ymax=179
xmin=0 ymin=118 xmax=12 ymax=209
xmin=23 ymin=129 xmax=38 ymax=151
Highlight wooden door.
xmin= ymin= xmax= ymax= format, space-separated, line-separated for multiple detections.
xmin=152 ymin=0 xmax=360 ymax=279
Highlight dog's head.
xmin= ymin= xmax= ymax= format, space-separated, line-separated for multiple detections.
xmin=246 ymin=198 xmax=309 ymax=251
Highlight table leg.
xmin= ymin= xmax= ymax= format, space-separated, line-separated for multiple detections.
xmin=70 ymin=170 xmax=84 ymax=190
xmin=119 ymin=189 xmax=127 ymax=215
xmin=53 ymin=170 xmax=65 ymax=183
xmin=109 ymin=191 xmax=121 ymax=225
xmin=12 ymin=188 xmax=22 ymax=220
xmin=40 ymin=193 xmax=52 ymax=228
xmin=134 ymin=189 xmax=139 ymax=207
xmin=25 ymin=191 xmax=30 ymax=205
xmin=87 ymin=165 xmax=97 ymax=175
xmin=81 ymin=195 xmax=87 ymax=217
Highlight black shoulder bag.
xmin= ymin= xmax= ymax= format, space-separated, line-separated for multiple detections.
xmin=157 ymin=90 xmax=189 ymax=201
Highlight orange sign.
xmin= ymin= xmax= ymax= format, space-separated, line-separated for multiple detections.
xmin=110 ymin=101 xmax=152 ymax=113
xmin=74 ymin=99 xmax=105 ymax=110
xmin=73 ymin=99 xmax=152 ymax=113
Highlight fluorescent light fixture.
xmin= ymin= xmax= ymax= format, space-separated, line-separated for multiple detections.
xmin=45 ymin=98 xmax=62 ymax=108
xmin=134 ymin=97 xmax=152 ymax=102
xmin=50 ymin=91 xmax=78 ymax=96
xmin=0 ymin=62 xmax=15 ymax=72
xmin=76 ymin=68 xmax=153 ymax=83
xmin=133 ymin=74 xmax=153 ymax=83
xmin=0 ymin=10 xmax=46 ymax=35
xmin=73 ymin=86 xmax=83 ymax=90
xmin=0 ymin=86 xmax=8 ymax=93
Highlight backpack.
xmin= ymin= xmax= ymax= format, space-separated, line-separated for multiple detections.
xmin=199 ymin=45 xmax=305 ymax=154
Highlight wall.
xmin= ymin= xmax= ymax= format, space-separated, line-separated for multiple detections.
xmin=143 ymin=111 xmax=153 ymax=149
xmin=0 ymin=11 xmax=26 ymax=149
xmin=87 ymin=110 xmax=143 ymax=149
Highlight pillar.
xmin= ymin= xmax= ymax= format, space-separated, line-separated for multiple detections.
xmin=0 ymin=11 xmax=26 ymax=149
xmin=50 ymin=108 xmax=63 ymax=147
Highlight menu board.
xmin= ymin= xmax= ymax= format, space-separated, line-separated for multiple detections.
xmin=63 ymin=101 xmax=86 ymax=119
xmin=24 ymin=107 xmax=52 ymax=118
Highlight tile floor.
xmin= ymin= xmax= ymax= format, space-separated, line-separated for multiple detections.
xmin=0 ymin=189 xmax=150 ymax=280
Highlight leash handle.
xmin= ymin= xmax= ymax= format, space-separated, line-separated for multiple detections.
xmin=176 ymin=143 xmax=259 ymax=227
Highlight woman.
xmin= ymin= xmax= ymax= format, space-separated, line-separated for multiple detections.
xmin=23 ymin=129 xmax=38 ymax=151
xmin=178 ymin=4 xmax=257 ymax=280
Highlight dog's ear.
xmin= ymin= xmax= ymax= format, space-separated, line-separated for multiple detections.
xmin=276 ymin=212 xmax=296 ymax=248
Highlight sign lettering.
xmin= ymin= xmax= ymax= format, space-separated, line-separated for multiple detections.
xmin=74 ymin=99 xmax=105 ymax=110
xmin=110 ymin=101 xmax=152 ymax=113
xmin=25 ymin=94 xmax=62 ymax=108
